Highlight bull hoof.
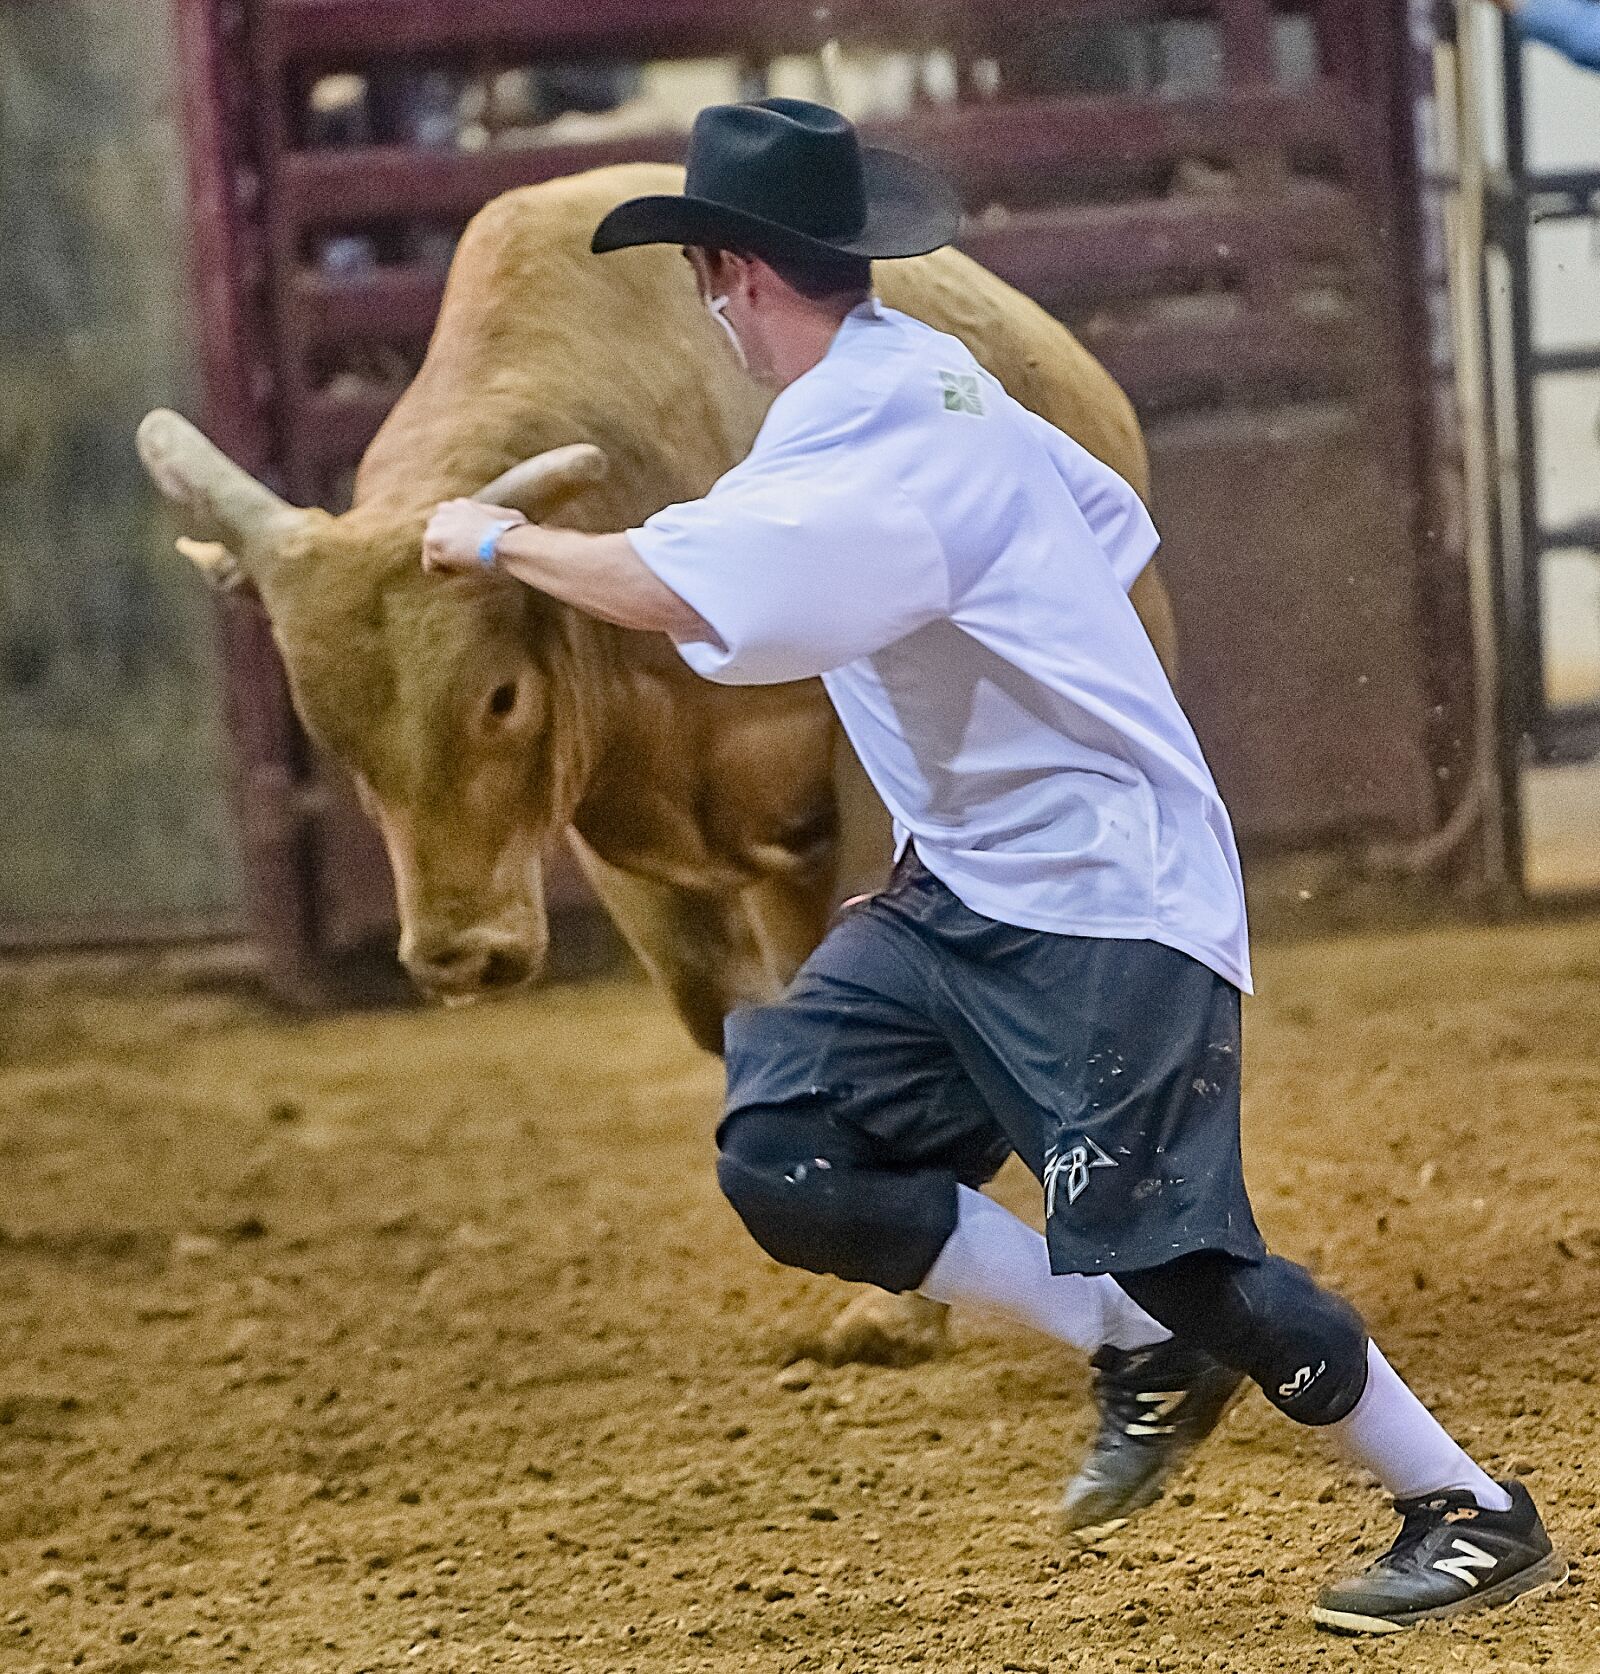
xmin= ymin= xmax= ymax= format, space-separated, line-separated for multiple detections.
xmin=808 ymin=1290 xmax=952 ymax=1369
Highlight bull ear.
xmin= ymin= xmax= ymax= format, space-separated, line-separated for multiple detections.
xmin=137 ymin=408 xmax=306 ymax=584
xmin=474 ymin=442 xmax=610 ymax=519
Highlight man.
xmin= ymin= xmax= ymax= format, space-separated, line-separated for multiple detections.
xmin=1493 ymin=0 xmax=1600 ymax=70
xmin=423 ymin=99 xmax=1564 ymax=1633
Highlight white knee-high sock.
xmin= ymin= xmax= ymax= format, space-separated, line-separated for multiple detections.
xmin=920 ymin=1184 xmax=1170 ymax=1353
xmin=1327 ymin=1341 xmax=1511 ymax=1511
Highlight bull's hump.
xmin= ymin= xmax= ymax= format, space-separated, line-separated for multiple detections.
xmin=493 ymin=161 xmax=686 ymax=223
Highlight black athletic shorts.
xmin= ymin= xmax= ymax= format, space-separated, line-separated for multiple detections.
xmin=721 ymin=852 xmax=1266 ymax=1276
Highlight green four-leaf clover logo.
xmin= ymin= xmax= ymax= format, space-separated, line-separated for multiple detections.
xmin=938 ymin=370 xmax=986 ymax=416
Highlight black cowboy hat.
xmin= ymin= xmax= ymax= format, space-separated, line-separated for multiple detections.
xmin=590 ymin=97 xmax=960 ymax=263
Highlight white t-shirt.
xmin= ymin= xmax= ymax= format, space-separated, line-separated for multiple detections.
xmin=627 ymin=301 xmax=1251 ymax=993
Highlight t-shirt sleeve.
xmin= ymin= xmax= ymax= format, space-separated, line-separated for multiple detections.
xmin=626 ymin=450 xmax=951 ymax=685
xmin=1024 ymin=410 xmax=1160 ymax=593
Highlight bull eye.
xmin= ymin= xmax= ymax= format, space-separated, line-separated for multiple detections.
xmin=487 ymin=681 xmax=518 ymax=720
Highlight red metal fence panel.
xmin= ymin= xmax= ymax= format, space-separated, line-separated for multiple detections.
xmin=170 ymin=0 xmax=1469 ymax=995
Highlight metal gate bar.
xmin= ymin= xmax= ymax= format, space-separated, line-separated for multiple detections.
xmin=172 ymin=0 xmax=321 ymax=988
xmin=1495 ymin=21 xmax=1600 ymax=763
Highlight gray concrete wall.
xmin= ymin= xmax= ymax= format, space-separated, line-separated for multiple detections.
xmin=0 ymin=0 xmax=239 ymax=932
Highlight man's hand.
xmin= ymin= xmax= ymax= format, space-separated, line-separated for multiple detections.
xmin=420 ymin=506 xmax=715 ymax=640
xmin=421 ymin=499 xmax=527 ymax=574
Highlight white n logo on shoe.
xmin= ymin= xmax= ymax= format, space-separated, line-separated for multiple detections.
xmin=1127 ymin=1389 xmax=1186 ymax=1436
xmin=1433 ymin=1538 xmax=1497 ymax=1586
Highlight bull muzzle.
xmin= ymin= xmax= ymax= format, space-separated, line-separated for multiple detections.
xmin=400 ymin=923 xmax=547 ymax=1001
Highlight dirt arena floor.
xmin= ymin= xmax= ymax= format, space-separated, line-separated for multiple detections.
xmin=3 ymin=912 xmax=1600 ymax=1674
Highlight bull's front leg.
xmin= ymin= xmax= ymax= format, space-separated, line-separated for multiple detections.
xmin=565 ymin=832 xmax=774 ymax=1053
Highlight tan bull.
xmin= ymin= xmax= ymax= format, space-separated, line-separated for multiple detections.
xmin=139 ymin=163 xmax=1174 ymax=1363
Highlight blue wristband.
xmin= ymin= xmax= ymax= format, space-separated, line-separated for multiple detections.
xmin=477 ymin=518 xmax=517 ymax=567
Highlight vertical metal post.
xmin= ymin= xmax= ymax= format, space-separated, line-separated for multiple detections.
xmin=1217 ymin=0 xmax=1292 ymax=313
xmin=1216 ymin=0 xmax=1277 ymax=84
xmin=170 ymin=0 xmax=323 ymax=1000
xmin=1498 ymin=14 xmax=1545 ymax=765
xmin=1439 ymin=3 xmax=1517 ymax=892
xmin=1470 ymin=18 xmax=1528 ymax=890
xmin=1361 ymin=1 xmax=1472 ymax=849
xmin=1309 ymin=0 xmax=1367 ymax=94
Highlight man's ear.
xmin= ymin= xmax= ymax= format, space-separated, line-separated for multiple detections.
xmin=726 ymin=249 xmax=760 ymax=302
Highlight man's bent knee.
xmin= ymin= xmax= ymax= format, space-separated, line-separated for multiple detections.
xmin=716 ymin=1109 xmax=957 ymax=1293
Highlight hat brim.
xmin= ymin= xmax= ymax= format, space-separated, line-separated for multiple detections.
xmin=590 ymin=146 xmax=960 ymax=262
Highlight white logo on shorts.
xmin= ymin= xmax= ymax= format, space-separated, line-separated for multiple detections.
xmin=1045 ymin=1136 xmax=1117 ymax=1216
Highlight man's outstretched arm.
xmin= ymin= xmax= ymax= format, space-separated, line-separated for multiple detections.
xmin=421 ymin=498 xmax=714 ymax=641
xmin=425 ymin=469 xmax=950 ymax=689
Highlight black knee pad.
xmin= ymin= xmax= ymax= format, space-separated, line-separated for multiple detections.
xmin=1212 ymin=1256 xmax=1369 ymax=1425
xmin=716 ymin=1109 xmax=957 ymax=1293
xmin=1119 ymin=1253 xmax=1369 ymax=1426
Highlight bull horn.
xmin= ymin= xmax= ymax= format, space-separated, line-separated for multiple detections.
xmin=136 ymin=409 xmax=301 ymax=578
xmin=173 ymin=536 xmax=247 ymax=592
xmin=475 ymin=443 xmax=610 ymax=518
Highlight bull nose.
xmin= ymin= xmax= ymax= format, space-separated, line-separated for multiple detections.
xmin=479 ymin=947 xmax=532 ymax=989
xmin=404 ymin=933 xmax=541 ymax=997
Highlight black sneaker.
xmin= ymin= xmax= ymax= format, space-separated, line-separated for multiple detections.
xmin=1312 ymin=1480 xmax=1566 ymax=1634
xmin=1061 ymin=1339 xmax=1244 ymax=1538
